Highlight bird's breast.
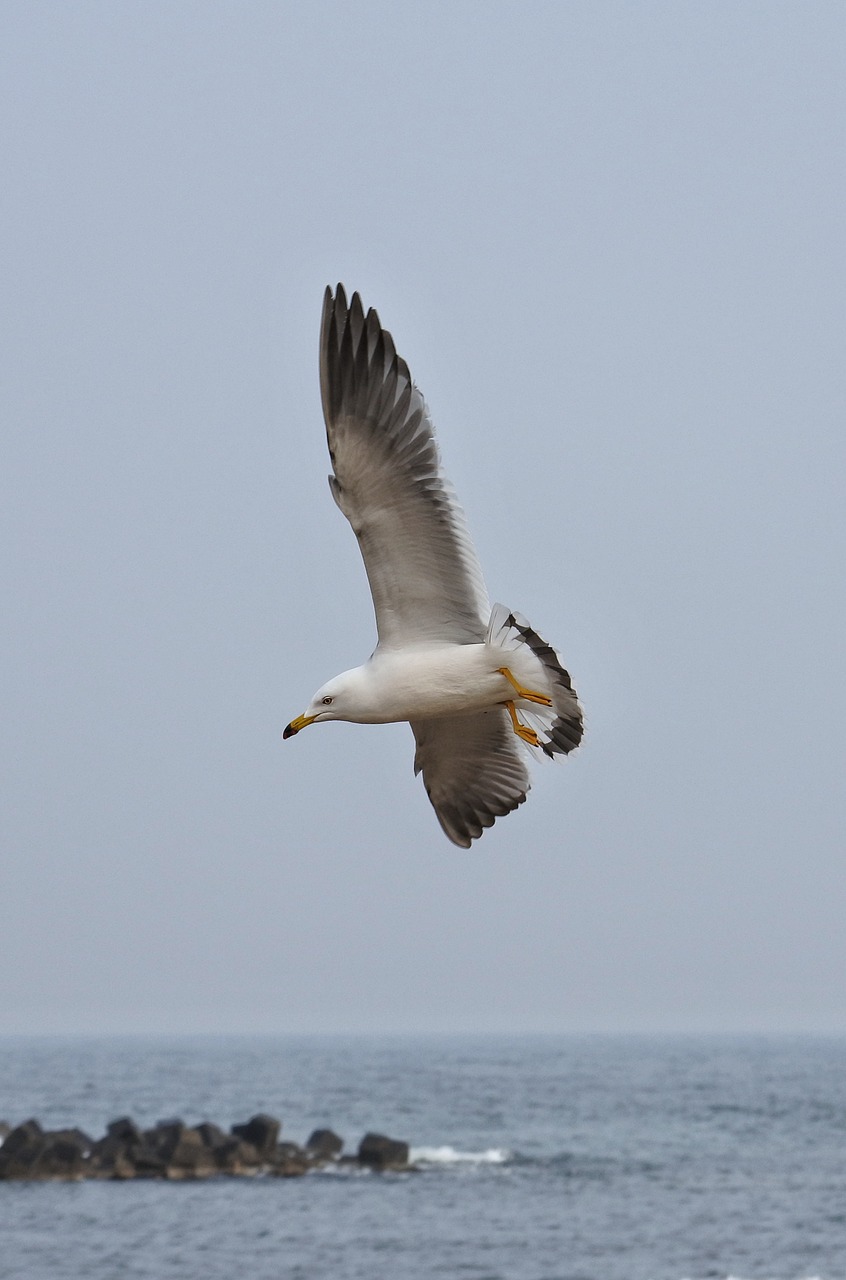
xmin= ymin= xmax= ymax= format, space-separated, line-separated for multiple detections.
xmin=363 ymin=645 xmax=508 ymax=722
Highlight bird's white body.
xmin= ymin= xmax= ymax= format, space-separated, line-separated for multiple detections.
xmin=309 ymin=639 xmax=550 ymax=726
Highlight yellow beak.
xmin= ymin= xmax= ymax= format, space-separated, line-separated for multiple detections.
xmin=283 ymin=712 xmax=317 ymax=739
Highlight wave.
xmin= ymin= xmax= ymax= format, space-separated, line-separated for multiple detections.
xmin=409 ymin=1145 xmax=509 ymax=1167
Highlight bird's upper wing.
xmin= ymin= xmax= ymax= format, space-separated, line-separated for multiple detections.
xmin=411 ymin=710 xmax=530 ymax=847
xmin=319 ymin=285 xmax=489 ymax=650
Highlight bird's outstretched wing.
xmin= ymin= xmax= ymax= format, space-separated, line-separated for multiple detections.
xmin=411 ymin=711 xmax=530 ymax=847
xmin=320 ymin=285 xmax=489 ymax=650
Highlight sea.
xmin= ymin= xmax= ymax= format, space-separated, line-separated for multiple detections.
xmin=0 ymin=1034 xmax=844 ymax=1280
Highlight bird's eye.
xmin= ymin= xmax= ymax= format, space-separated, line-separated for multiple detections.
xmin=322 ymin=696 xmax=333 ymax=705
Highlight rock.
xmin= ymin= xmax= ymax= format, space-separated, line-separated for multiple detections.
xmin=306 ymin=1128 xmax=343 ymax=1162
xmin=214 ymin=1137 xmax=263 ymax=1175
xmin=357 ymin=1132 xmax=410 ymax=1171
xmin=88 ymin=1134 xmax=137 ymax=1179
xmin=127 ymin=1123 xmax=180 ymax=1178
xmin=90 ymin=1118 xmax=145 ymax=1178
xmin=55 ymin=1127 xmax=93 ymax=1155
xmin=143 ymin=1120 xmax=185 ymax=1161
xmin=195 ymin=1121 xmax=229 ymax=1150
xmin=1 ymin=1118 xmax=43 ymax=1154
xmin=106 ymin=1116 xmax=142 ymax=1145
xmin=37 ymin=1129 xmax=93 ymax=1180
xmin=0 ymin=1122 xmax=93 ymax=1181
xmin=130 ymin=1148 xmax=168 ymax=1178
xmin=269 ymin=1142 xmax=308 ymax=1177
xmin=0 ymin=1113 xmax=412 ymax=1181
xmin=230 ymin=1114 xmax=280 ymax=1159
xmin=164 ymin=1128 xmax=217 ymax=1180
xmin=192 ymin=1124 xmax=260 ymax=1174
xmin=0 ymin=1119 xmax=45 ymax=1179
xmin=101 ymin=1121 xmax=219 ymax=1181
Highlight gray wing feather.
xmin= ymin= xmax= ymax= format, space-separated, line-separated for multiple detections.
xmin=320 ymin=285 xmax=489 ymax=649
xmin=411 ymin=711 xmax=530 ymax=848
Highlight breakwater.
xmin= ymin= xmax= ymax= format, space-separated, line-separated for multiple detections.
xmin=0 ymin=1113 xmax=410 ymax=1181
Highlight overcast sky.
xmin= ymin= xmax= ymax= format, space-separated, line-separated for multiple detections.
xmin=1 ymin=2 xmax=844 ymax=1036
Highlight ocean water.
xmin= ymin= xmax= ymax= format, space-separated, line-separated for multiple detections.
xmin=0 ymin=1034 xmax=844 ymax=1280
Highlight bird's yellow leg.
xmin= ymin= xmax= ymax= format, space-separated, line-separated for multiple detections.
xmin=497 ymin=667 xmax=552 ymax=707
xmin=505 ymin=700 xmax=540 ymax=747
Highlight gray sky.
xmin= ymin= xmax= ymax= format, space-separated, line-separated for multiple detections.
xmin=1 ymin=1 xmax=844 ymax=1035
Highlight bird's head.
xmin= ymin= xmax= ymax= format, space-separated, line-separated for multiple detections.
xmin=282 ymin=670 xmax=364 ymax=739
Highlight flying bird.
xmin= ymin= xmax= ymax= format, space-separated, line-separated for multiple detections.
xmin=283 ymin=285 xmax=584 ymax=846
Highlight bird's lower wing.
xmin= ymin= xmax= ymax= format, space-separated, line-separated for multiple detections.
xmin=411 ymin=711 xmax=531 ymax=848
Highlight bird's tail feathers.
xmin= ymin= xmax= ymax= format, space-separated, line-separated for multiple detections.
xmin=485 ymin=603 xmax=584 ymax=759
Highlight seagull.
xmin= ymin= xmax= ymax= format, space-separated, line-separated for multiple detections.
xmin=283 ymin=285 xmax=583 ymax=847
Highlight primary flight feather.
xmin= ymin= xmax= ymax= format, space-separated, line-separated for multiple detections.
xmin=284 ymin=285 xmax=583 ymax=847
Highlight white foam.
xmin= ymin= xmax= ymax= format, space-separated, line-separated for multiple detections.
xmin=410 ymin=1145 xmax=509 ymax=1166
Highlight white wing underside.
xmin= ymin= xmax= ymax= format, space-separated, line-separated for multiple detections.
xmin=411 ymin=711 xmax=531 ymax=848
xmin=320 ymin=285 xmax=489 ymax=649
